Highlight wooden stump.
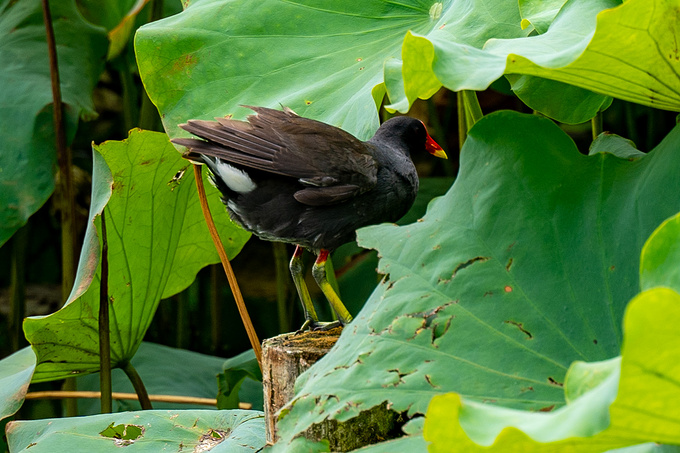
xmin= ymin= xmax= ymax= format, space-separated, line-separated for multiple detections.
xmin=262 ymin=327 xmax=402 ymax=451
xmin=262 ymin=327 xmax=342 ymax=443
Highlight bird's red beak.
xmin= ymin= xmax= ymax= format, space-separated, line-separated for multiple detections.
xmin=425 ymin=132 xmax=447 ymax=159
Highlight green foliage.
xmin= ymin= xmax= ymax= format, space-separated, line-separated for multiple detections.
xmin=76 ymin=0 xmax=150 ymax=58
xmin=217 ymin=349 xmax=262 ymax=410
xmin=425 ymin=279 xmax=680 ymax=450
xmin=135 ymin=0 xmax=443 ymax=141
xmin=2 ymin=0 xmax=680 ymax=451
xmin=273 ymin=112 xmax=680 ymax=449
xmin=6 ymin=409 xmax=265 ymax=452
xmin=506 ymin=75 xmax=612 ymax=124
xmin=397 ymin=0 xmax=680 ymax=112
xmin=0 ymin=0 xmax=107 ymax=247
xmin=518 ymin=0 xmax=568 ymax=33
xmin=0 ymin=348 xmax=35 ymax=422
xmin=75 ymin=342 xmax=263 ymax=413
xmin=24 ymin=130 xmax=249 ymax=382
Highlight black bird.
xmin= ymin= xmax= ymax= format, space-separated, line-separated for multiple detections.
xmin=172 ymin=106 xmax=446 ymax=330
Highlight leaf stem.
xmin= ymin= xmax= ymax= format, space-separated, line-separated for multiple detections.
xmin=138 ymin=0 xmax=165 ymax=131
xmin=9 ymin=225 xmax=28 ymax=352
xmin=273 ymin=242 xmax=291 ymax=333
xmin=592 ymin=111 xmax=603 ymax=141
xmin=118 ymin=54 xmax=137 ymax=133
xmin=457 ymin=91 xmax=466 ymax=151
xmin=121 ymin=361 xmax=152 ymax=410
xmin=210 ymin=265 xmax=223 ymax=353
xmin=462 ymin=90 xmax=483 ymax=128
xmin=42 ymin=0 xmax=78 ymax=417
xmin=99 ymin=210 xmax=112 ymax=413
xmin=24 ymin=390 xmax=253 ymax=409
xmin=41 ymin=0 xmax=77 ymax=303
xmin=193 ymin=164 xmax=263 ymax=368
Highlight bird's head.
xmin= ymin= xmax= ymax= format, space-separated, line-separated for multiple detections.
xmin=373 ymin=116 xmax=447 ymax=159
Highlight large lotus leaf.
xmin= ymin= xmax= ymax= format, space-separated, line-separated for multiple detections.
xmin=397 ymin=0 xmax=679 ymax=113
xmin=272 ymin=111 xmax=680 ymax=447
xmin=0 ymin=0 xmax=107 ymax=247
xmin=0 ymin=348 xmax=36 ymax=422
xmin=506 ymin=75 xmax=613 ymax=124
xmin=423 ymin=286 xmax=680 ymax=452
xmin=134 ymin=0 xmax=529 ymax=141
xmin=5 ymin=409 xmax=265 ymax=452
xmin=23 ymin=129 xmax=250 ymax=382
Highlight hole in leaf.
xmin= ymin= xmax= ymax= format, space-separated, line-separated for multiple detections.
xmin=452 ymin=256 xmax=489 ymax=277
xmin=504 ymin=320 xmax=533 ymax=339
xmin=547 ymin=377 xmax=564 ymax=387
xmin=195 ymin=429 xmax=229 ymax=452
xmin=99 ymin=423 xmax=144 ymax=447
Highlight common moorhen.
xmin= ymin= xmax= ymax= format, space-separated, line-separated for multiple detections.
xmin=172 ymin=106 xmax=446 ymax=330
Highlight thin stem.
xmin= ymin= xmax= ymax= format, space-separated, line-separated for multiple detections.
xmin=591 ymin=111 xmax=603 ymax=141
xmin=457 ymin=91 xmax=466 ymax=151
xmin=273 ymin=242 xmax=291 ymax=333
xmin=121 ymin=361 xmax=152 ymax=410
xmin=210 ymin=265 xmax=223 ymax=353
xmin=118 ymin=53 xmax=137 ymax=133
xmin=41 ymin=0 xmax=76 ymax=303
xmin=139 ymin=90 xmax=160 ymax=131
xmin=99 ymin=210 xmax=112 ymax=414
xmin=24 ymin=390 xmax=253 ymax=409
xmin=624 ymin=102 xmax=639 ymax=146
xmin=9 ymin=225 xmax=28 ymax=352
xmin=462 ymin=90 xmax=483 ymax=129
xmin=193 ymin=164 xmax=262 ymax=368
xmin=138 ymin=0 xmax=165 ymax=131
xmin=42 ymin=0 xmax=78 ymax=417
xmin=176 ymin=279 xmax=198 ymax=349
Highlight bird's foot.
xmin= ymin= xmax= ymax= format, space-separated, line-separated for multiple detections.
xmin=295 ymin=319 xmax=344 ymax=334
xmin=295 ymin=319 xmax=314 ymax=334
xmin=312 ymin=320 xmax=343 ymax=331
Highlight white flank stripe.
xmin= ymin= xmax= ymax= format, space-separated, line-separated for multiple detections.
xmin=215 ymin=160 xmax=256 ymax=193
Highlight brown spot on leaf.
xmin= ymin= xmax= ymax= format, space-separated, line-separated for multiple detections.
xmin=504 ymin=320 xmax=532 ymax=339
xmin=173 ymin=53 xmax=198 ymax=73
xmin=548 ymin=377 xmax=563 ymax=387
xmin=425 ymin=374 xmax=440 ymax=389
xmin=452 ymin=256 xmax=489 ymax=277
xmin=505 ymin=258 xmax=513 ymax=271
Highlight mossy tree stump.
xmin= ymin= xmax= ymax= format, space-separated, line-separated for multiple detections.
xmin=262 ymin=327 xmax=403 ymax=451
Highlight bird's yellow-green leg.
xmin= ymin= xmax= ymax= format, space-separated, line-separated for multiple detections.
xmin=312 ymin=250 xmax=353 ymax=329
xmin=289 ymin=245 xmax=319 ymax=332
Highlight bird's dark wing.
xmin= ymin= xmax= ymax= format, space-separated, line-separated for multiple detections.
xmin=172 ymin=106 xmax=378 ymax=206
